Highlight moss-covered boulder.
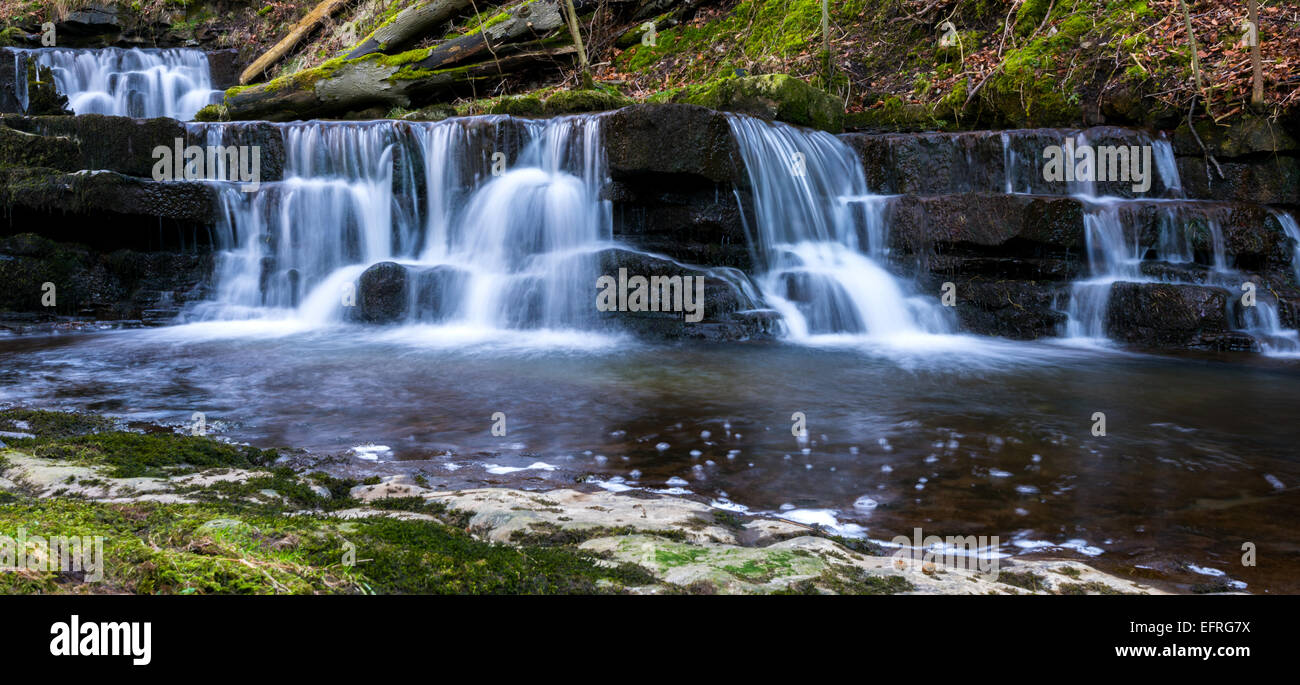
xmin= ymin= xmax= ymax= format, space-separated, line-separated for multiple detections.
xmin=675 ymin=74 xmax=844 ymax=133
xmin=543 ymin=89 xmax=634 ymax=115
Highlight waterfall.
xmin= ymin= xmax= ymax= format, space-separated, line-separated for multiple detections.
xmin=1051 ymin=128 xmax=1299 ymax=354
xmin=11 ymin=47 xmax=219 ymax=119
xmin=188 ymin=115 xmax=615 ymax=332
xmin=727 ymin=115 xmax=950 ymax=339
xmin=1277 ymin=210 xmax=1300 ymax=283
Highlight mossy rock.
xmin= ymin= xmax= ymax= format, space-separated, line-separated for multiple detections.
xmin=542 ymin=89 xmax=634 ymax=115
xmin=0 ymin=26 xmax=32 ymax=48
xmin=0 ymin=125 xmax=80 ymax=171
xmin=22 ymin=61 xmax=70 ymax=116
xmin=488 ymin=94 xmax=545 ymax=117
xmin=400 ymin=103 xmax=457 ymax=121
xmin=675 ymin=74 xmax=844 ymax=133
xmin=193 ymin=104 xmax=229 ymax=122
xmin=845 ymin=96 xmax=942 ymax=132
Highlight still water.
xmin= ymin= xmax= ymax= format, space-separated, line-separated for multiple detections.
xmin=2 ymin=325 xmax=1296 ymax=592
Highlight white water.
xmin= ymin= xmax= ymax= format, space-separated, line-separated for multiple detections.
xmin=1040 ymin=128 xmax=1299 ymax=354
xmin=727 ymin=115 xmax=951 ymax=340
xmin=11 ymin=47 xmax=219 ymax=119
xmin=178 ymin=114 xmax=1299 ymax=356
xmin=190 ymin=116 xmax=617 ymax=334
xmin=184 ymin=114 xmax=957 ymax=349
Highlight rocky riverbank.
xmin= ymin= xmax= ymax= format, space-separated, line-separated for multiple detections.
xmin=0 ymin=407 xmax=1168 ymax=595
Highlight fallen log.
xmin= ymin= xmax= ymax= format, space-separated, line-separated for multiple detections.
xmin=226 ymin=45 xmax=578 ymax=121
xmin=239 ymin=0 xmax=354 ymax=85
xmin=227 ymin=0 xmax=594 ymax=121
xmin=344 ymin=0 xmax=474 ymax=60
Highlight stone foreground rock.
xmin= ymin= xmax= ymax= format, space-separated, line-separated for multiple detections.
xmin=1 ymin=448 xmax=1167 ymax=594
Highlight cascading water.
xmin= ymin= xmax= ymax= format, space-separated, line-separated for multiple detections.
xmin=188 ymin=115 xmax=619 ymax=334
xmin=11 ymin=47 xmax=219 ymax=119
xmin=727 ymin=115 xmax=950 ymax=339
xmin=1048 ymin=129 xmax=1300 ymax=354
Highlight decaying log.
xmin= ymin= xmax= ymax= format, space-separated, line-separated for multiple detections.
xmin=227 ymin=0 xmax=594 ymax=121
xmin=345 ymin=0 xmax=474 ymax=60
xmin=240 ymin=0 xmax=354 ymax=85
xmin=226 ymin=44 xmax=577 ymax=121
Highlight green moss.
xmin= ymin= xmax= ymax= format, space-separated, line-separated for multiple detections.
xmin=653 ymin=545 xmax=710 ymax=567
xmin=615 ymin=0 xmax=840 ymax=86
xmin=0 ymin=496 xmax=654 ymax=594
xmin=0 ymin=26 xmax=29 ymax=48
xmin=23 ymin=431 xmax=279 ymax=478
xmin=193 ymin=103 xmax=228 ymax=122
xmin=675 ymin=74 xmax=844 ymax=132
xmin=0 ymin=409 xmax=114 ymax=440
xmin=818 ymin=565 xmax=915 ymax=594
xmin=997 ymin=570 xmax=1049 ymax=592
xmin=542 ymin=89 xmax=633 ymax=115
xmin=509 ymin=523 xmax=688 ymax=546
xmin=1057 ymin=581 xmax=1128 ymax=595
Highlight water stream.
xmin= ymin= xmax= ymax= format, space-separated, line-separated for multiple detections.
xmin=11 ymin=47 xmax=219 ymax=119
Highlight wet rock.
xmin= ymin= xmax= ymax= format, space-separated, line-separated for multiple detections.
xmin=602 ymin=104 xmax=742 ymax=184
xmin=609 ymin=176 xmax=751 ymax=271
xmin=594 ymin=247 xmax=776 ymax=341
xmin=2 ymin=114 xmax=185 ymax=178
xmin=889 ymin=193 xmax=1087 ymax=275
xmin=1176 ymin=156 xmax=1300 ymax=206
xmin=1 ymin=114 xmax=286 ymax=182
xmin=0 ymin=233 xmax=211 ymax=319
xmin=58 ymin=3 xmax=122 ymax=43
xmin=843 ymin=130 xmax=1013 ymax=194
xmin=1105 ymin=282 xmax=1232 ymax=349
xmin=1117 ymin=200 xmax=1295 ymax=280
xmin=0 ymin=124 xmax=81 ymax=171
xmin=1172 ymin=116 xmax=1299 ymax=158
xmin=939 ymin=278 xmax=1068 ymax=340
xmin=409 ymin=265 xmax=469 ymax=322
xmin=1 ymin=167 xmax=215 ymax=222
xmin=205 ymin=49 xmax=242 ymax=90
xmin=355 ymin=261 xmax=410 ymax=324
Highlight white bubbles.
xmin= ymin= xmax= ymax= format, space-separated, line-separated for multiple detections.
xmin=350 ymin=444 xmax=391 ymax=461
xmin=853 ymin=495 xmax=879 ymax=510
